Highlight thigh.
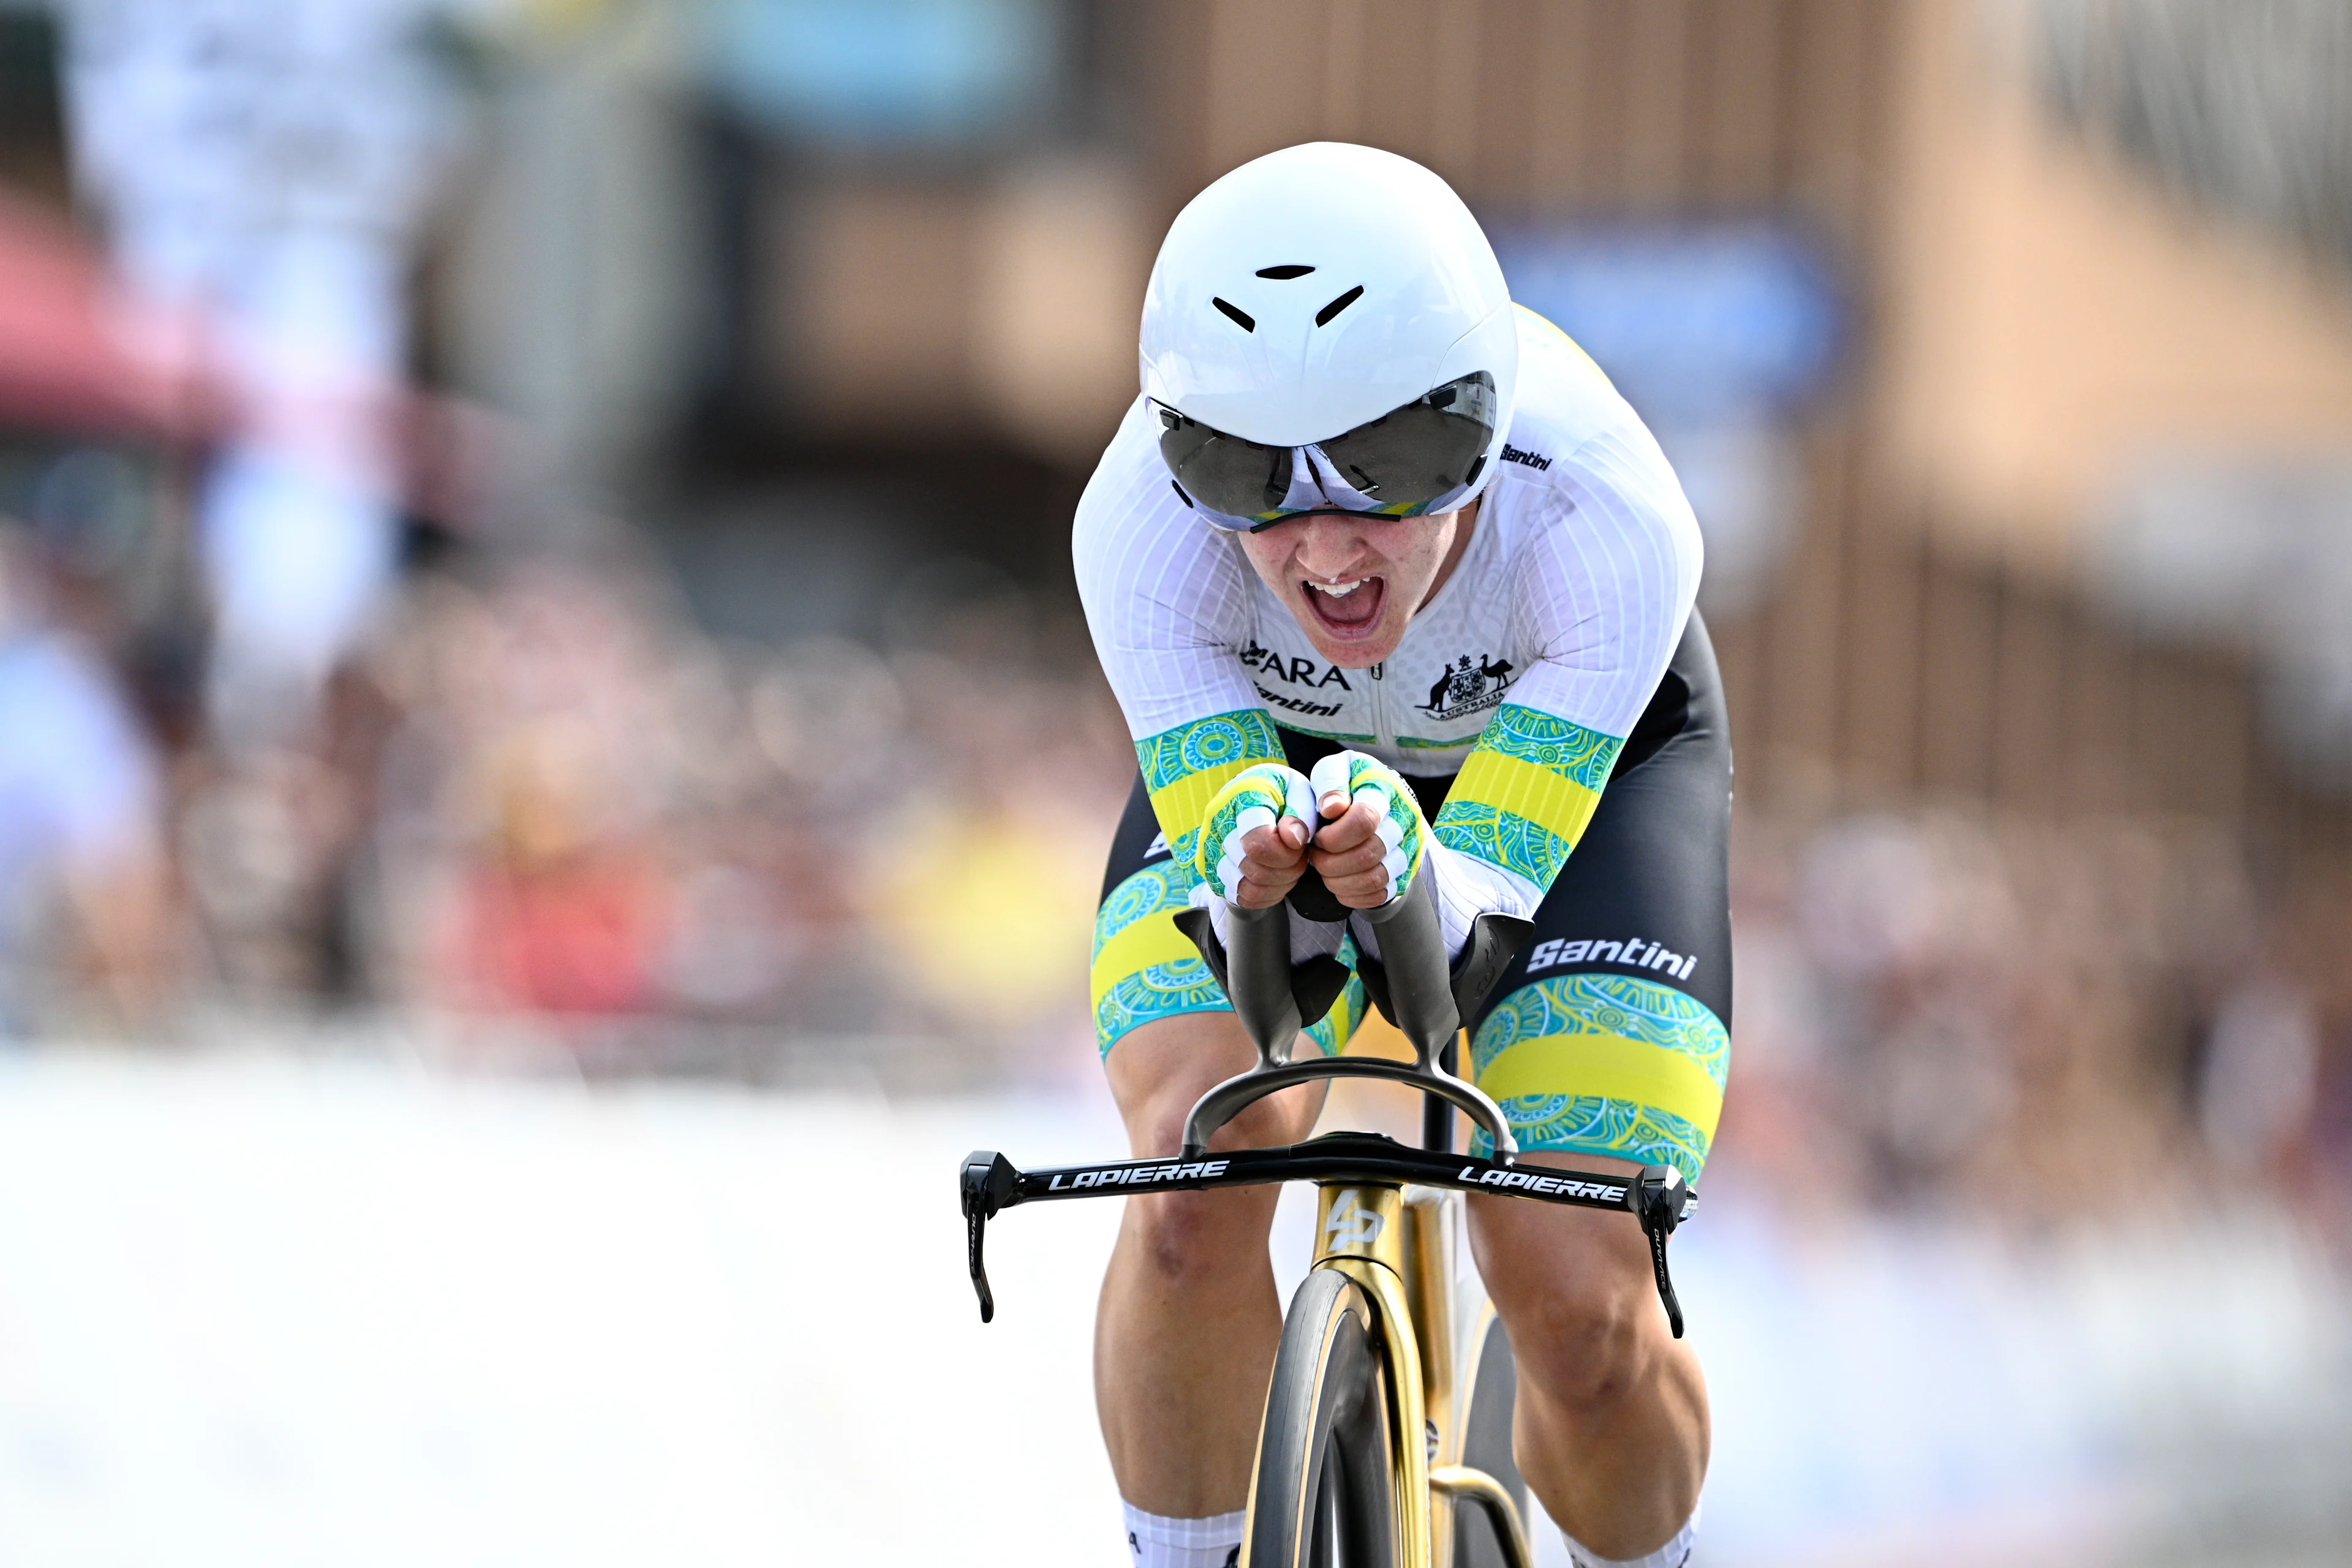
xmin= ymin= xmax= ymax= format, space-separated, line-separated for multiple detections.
xmin=1105 ymin=1009 xmax=1329 ymax=1159
xmin=1092 ymin=770 xmax=1367 ymax=1061
xmin=1462 ymin=613 xmax=1734 ymax=1184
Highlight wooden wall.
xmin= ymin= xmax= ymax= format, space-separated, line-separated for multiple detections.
xmin=1144 ymin=0 xmax=1888 ymax=234
xmin=1125 ymin=0 xmax=2351 ymax=884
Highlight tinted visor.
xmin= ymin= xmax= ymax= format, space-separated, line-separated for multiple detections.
xmin=1156 ymin=372 xmax=1499 ymax=527
xmin=1155 ymin=413 xmax=1294 ymax=520
xmin=1315 ymin=372 xmax=1498 ymax=510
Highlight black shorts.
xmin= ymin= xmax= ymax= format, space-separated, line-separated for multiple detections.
xmin=1090 ymin=614 xmax=1732 ymax=1181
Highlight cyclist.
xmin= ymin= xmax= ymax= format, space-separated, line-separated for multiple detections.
xmin=1077 ymin=143 xmax=1728 ymax=1568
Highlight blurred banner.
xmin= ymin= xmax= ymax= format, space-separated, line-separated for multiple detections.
xmin=1492 ymin=222 xmax=1842 ymax=611
xmin=62 ymin=0 xmax=464 ymax=732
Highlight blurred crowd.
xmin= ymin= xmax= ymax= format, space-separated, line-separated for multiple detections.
xmin=1717 ymin=810 xmax=2352 ymax=1235
xmin=0 ymin=471 xmax=1129 ymax=1082
xmin=4 ymin=452 xmax=2348 ymax=1245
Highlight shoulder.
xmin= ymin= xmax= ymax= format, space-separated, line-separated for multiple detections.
xmin=1074 ymin=399 xmax=1177 ymax=554
xmin=1071 ymin=398 xmax=1253 ymax=667
xmin=1077 ymin=399 xmax=1174 ymax=522
xmin=1073 ymin=398 xmax=1242 ymax=592
xmin=1504 ymin=304 xmax=1628 ymax=456
xmin=1496 ymin=306 xmax=1675 ymax=500
xmin=1485 ymin=307 xmax=1700 ymax=584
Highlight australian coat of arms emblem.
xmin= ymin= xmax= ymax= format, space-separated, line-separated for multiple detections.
xmin=1416 ymin=654 xmax=1515 ymax=722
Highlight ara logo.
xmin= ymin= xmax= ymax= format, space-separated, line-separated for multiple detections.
xmin=1241 ymin=639 xmax=1352 ymax=692
xmin=1322 ymin=1191 xmax=1384 ymax=1250
xmin=1417 ymin=653 xmax=1515 ymax=722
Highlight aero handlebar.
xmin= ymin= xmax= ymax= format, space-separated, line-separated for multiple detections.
xmin=959 ymin=1133 xmax=1694 ymax=1334
xmin=957 ymin=867 xmax=1700 ymax=1336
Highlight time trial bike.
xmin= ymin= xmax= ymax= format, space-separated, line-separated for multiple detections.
xmin=960 ymin=873 xmax=1693 ymax=1567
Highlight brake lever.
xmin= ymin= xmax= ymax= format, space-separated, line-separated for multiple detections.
xmin=960 ymin=1151 xmax=1019 ymax=1323
xmin=1626 ymin=1163 xmax=1689 ymax=1339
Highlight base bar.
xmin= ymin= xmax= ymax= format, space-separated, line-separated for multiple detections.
xmin=959 ymin=1133 xmax=1699 ymax=1333
xmin=993 ymin=1131 xmax=1697 ymax=1221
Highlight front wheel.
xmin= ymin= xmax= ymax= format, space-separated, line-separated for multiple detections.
xmin=1246 ymin=1267 xmax=1399 ymax=1568
xmin=1452 ymin=1310 xmax=1529 ymax=1568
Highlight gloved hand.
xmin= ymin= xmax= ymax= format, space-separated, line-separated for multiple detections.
xmin=1306 ymin=750 xmax=1428 ymax=906
xmin=1193 ymin=761 xmax=1319 ymax=903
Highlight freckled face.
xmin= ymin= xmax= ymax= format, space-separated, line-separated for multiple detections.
xmin=1235 ymin=507 xmax=1470 ymax=669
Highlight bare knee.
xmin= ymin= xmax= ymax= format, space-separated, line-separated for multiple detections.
xmin=1471 ymin=1186 xmax=1664 ymax=1419
xmin=1123 ymin=1183 xmax=1273 ymax=1291
xmin=1120 ymin=1087 xmax=1308 ymax=1289
xmin=1128 ymin=1074 xmax=1315 ymax=1161
xmin=1490 ymin=1270 xmax=1654 ymax=1414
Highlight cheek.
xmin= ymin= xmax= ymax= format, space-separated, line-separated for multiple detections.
xmin=1236 ymin=537 xmax=1294 ymax=586
xmin=1372 ymin=533 xmax=1442 ymax=588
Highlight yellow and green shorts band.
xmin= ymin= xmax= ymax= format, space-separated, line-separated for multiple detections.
xmin=1091 ymin=859 xmax=1365 ymax=1057
xmin=1466 ymin=973 xmax=1729 ymax=1185
xmin=1134 ymin=709 xmax=1284 ymax=880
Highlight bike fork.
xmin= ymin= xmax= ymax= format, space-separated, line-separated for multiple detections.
xmin=1311 ymin=1182 xmax=1432 ymax=1568
xmin=1311 ymin=1183 xmax=1534 ymax=1568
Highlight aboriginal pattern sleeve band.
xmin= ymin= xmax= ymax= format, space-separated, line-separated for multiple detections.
xmin=1432 ymin=701 xmax=1623 ymax=899
xmin=1134 ymin=708 xmax=1285 ymax=888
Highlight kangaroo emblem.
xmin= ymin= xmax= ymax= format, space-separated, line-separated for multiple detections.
xmin=1417 ymin=654 xmax=1516 ymax=720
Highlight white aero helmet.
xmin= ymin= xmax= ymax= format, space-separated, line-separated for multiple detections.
xmin=1139 ymin=141 xmax=1518 ymax=531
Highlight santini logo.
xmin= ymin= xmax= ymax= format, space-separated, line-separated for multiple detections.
xmin=1527 ymin=935 xmax=1698 ymax=982
xmin=1256 ymin=684 xmax=1344 ymax=717
xmin=1499 ymin=443 xmax=1551 ymax=471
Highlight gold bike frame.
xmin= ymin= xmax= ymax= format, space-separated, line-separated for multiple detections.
xmin=1296 ymin=1180 xmax=1532 ymax=1568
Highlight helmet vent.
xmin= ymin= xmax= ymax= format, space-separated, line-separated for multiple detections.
xmin=1212 ymin=297 xmax=1256 ymax=332
xmin=1314 ymin=285 xmax=1365 ymax=327
xmin=1255 ymin=265 xmax=1316 ymax=280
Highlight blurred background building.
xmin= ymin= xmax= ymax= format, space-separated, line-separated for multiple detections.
xmin=1 ymin=2 xmax=2350 ymax=1561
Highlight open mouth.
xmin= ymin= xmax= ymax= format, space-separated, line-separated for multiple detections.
xmin=1298 ymin=574 xmax=1386 ymax=638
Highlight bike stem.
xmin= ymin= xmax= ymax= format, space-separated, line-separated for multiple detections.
xmin=1170 ymin=874 xmax=1529 ymax=1159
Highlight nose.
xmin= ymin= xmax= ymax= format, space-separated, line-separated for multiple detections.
xmin=1292 ymin=515 xmax=1374 ymax=578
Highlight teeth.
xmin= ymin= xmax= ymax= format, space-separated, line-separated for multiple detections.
xmin=1308 ymin=578 xmax=1366 ymax=598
